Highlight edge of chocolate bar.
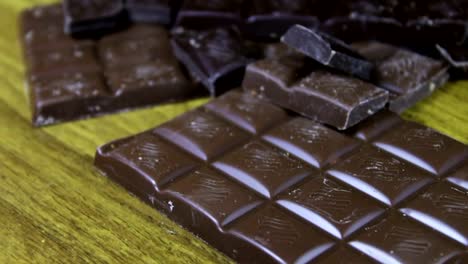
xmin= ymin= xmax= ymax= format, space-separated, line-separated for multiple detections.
xmin=281 ymin=25 xmax=373 ymax=80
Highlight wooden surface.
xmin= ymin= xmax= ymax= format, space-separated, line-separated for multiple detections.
xmin=0 ymin=1 xmax=467 ymax=263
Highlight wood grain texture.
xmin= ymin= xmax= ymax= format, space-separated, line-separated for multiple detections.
xmin=0 ymin=1 xmax=467 ymax=263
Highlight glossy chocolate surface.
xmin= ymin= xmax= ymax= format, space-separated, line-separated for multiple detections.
xmin=20 ymin=5 xmax=199 ymax=126
xmin=95 ymin=90 xmax=468 ymax=264
xmin=352 ymin=41 xmax=450 ymax=113
xmin=282 ymin=25 xmax=374 ymax=80
xmin=171 ymin=26 xmax=250 ymax=96
xmin=242 ymin=52 xmax=388 ymax=130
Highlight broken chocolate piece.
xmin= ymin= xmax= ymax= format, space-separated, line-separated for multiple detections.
xmin=95 ymin=90 xmax=468 ymax=264
xmin=243 ymin=0 xmax=318 ymax=41
xmin=171 ymin=27 xmax=250 ymax=96
xmin=125 ymin=0 xmax=171 ymax=24
xmin=353 ymin=41 xmax=449 ymax=113
xmin=242 ymin=54 xmax=388 ymax=130
xmin=63 ymin=0 xmax=128 ymax=38
xmin=174 ymin=0 xmax=243 ymax=29
xmin=282 ymin=25 xmax=374 ymax=80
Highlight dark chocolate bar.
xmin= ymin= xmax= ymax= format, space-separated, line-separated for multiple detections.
xmin=282 ymin=25 xmax=374 ymax=80
xmin=125 ymin=0 xmax=171 ymax=25
xmin=352 ymin=41 xmax=449 ymax=113
xmin=243 ymin=0 xmax=318 ymax=41
xmin=95 ymin=90 xmax=468 ymax=264
xmin=20 ymin=5 xmax=199 ymax=126
xmin=63 ymin=0 xmax=128 ymax=38
xmin=171 ymin=26 xmax=250 ymax=96
xmin=174 ymin=0 xmax=243 ymax=29
xmin=241 ymin=51 xmax=388 ymax=130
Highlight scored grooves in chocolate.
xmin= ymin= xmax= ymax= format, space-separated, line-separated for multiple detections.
xmin=95 ymin=90 xmax=468 ymax=264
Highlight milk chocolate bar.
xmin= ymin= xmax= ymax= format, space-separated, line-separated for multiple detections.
xmin=20 ymin=5 xmax=199 ymax=126
xmin=243 ymin=0 xmax=318 ymax=41
xmin=282 ymin=25 xmax=374 ymax=80
xmin=353 ymin=42 xmax=449 ymax=113
xmin=95 ymin=90 xmax=468 ymax=264
xmin=171 ymin=26 xmax=250 ymax=96
xmin=242 ymin=51 xmax=388 ymax=130
xmin=63 ymin=0 xmax=128 ymax=38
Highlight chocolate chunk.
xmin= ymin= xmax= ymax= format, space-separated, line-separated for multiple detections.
xmin=174 ymin=0 xmax=243 ymax=29
xmin=352 ymin=41 xmax=449 ymax=113
xmin=436 ymin=44 xmax=468 ymax=72
xmin=282 ymin=25 xmax=374 ymax=80
xmin=243 ymin=0 xmax=318 ymax=41
xmin=242 ymin=54 xmax=388 ymax=130
xmin=171 ymin=27 xmax=250 ymax=96
xmin=95 ymin=90 xmax=468 ymax=264
xmin=63 ymin=0 xmax=128 ymax=38
xmin=125 ymin=0 xmax=171 ymax=24
xmin=20 ymin=6 xmax=199 ymax=126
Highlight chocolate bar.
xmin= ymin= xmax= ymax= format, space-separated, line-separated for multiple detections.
xmin=352 ymin=42 xmax=449 ymax=113
xmin=241 ymin=51 xmax=388 ymax=130
xmin=174 ymin=0 xmax=243 ymax=29
xmin=63 ymin=0 xmax=128 ymax=38
xmin=281 ymin=25 xmax=374 ymax=80
xmin=125 ymin=0 xmax=171 ymax=24
xmin=95 ymin=90 xmax=468 ymax=264
xmin=243 ymin=0 xmax=318 ymax=41
xmin=171 ymin=26 xmax=250 ymax=96
xmin=20 ymin=5 xmax=199 ymax=126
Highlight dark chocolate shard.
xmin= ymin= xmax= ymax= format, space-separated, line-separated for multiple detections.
xmin=174 ymin=0 xmax=243 ymax=29
xmin=243 ymin=0 xmax=318 ymax=41
xmin=282 ymin=25 xmax=374 ymax=80
xmin=242 ymin=55 xmax=388 ymax=130
xmin=171 ymin=27 xmax=250 ymax=96
xmin=95 ymin=90 xmax=468 ymax=264
xmin=125 ymin=0 xmax=171 ymax=25
xmin=352 ymin=41 xmax=449 ymax=113
xmin=63 ymin=0 xmax=128 ymax=38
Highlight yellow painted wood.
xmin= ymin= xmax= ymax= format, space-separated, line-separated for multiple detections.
xmin=0 ymin=1 xmax=467 ymax=263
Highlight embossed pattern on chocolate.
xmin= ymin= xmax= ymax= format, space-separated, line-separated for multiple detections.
xmin=95 ymin=90 xmax=468 ymax=264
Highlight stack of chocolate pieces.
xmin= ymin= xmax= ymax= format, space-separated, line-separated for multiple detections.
xmin=18 ymin=1 xmax=467 ymax=263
